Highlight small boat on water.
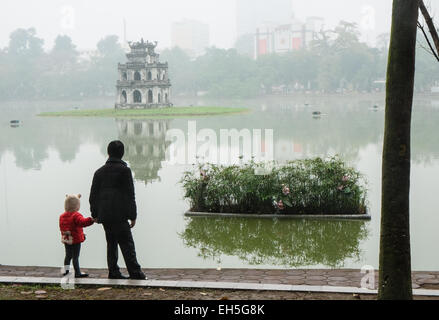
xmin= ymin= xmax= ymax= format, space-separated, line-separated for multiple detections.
xmin=312 ymin=111 xmax=321 ymax=116
xmin=10 ymin=120 xmax=20 ymax=128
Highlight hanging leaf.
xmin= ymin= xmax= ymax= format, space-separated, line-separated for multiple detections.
xmin=283 ymin=199 xmax=293 ymax=207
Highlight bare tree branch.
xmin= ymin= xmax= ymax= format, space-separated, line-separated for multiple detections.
xmin=417 ymin=21 xmax=439 ymax=62
xmin=418 ymin=41 xmax=439 ymax=59
xmin=419 ymin=0 xmax=439 ymax=56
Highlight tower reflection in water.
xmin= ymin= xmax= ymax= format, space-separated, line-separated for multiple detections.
xmin=117 ymin=119 xmax=171 ymax=185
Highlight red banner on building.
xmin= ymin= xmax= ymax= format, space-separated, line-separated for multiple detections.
xmin=292 ymin=37 xmax=302 ymax=50
xmin=259 ymin=39 xmax=267 ymax=55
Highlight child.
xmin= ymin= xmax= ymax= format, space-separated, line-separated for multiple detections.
xmin=59 ymin=194 xmax=94 ymax=278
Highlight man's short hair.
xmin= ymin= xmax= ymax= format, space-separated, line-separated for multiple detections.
xmin=107 ymin=140 xmax=125 ymax=159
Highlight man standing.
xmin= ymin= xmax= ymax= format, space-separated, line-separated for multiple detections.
xmin=89 ymin=140 xmax=146 ymax=280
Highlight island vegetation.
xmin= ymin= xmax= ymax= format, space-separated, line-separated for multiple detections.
xmin=38 ymin=106 xmax=249 ymax=118
xmin=1 ymin=20 xmax=438 ymax=102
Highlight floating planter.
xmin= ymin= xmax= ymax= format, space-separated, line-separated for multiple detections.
xmin=181 ymin=157 xmax=368 ymax=218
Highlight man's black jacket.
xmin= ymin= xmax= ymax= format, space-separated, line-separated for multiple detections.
xmin=89 ymin=157 xmax=137 ymax=224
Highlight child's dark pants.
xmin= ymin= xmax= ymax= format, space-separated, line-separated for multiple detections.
xmin=64 ymin=243 xmax=81 ymax=274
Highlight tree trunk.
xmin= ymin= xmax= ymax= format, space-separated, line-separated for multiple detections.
xmin=378 ymin=0 xmax=418 ymax=300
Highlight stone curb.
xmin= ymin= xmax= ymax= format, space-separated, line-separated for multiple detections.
xmin=1 ymin=276 xmax=439 ymax=297
xmin=185 ymin=211 xmax=372 ymax=220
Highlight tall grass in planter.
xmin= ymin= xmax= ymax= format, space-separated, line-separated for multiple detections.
xmin=180 ymin=157 xmax=367 ymax=215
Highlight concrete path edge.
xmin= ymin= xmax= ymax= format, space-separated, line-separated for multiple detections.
xmin=1 ymin=276 xmax=439 ymax=297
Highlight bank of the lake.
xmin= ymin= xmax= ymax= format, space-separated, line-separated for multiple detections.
xmin=38 ymin=106 xmax=249 ymax=118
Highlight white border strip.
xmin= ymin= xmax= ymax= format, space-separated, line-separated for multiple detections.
xmin=1 ymin=276 xmax=439 ymax=296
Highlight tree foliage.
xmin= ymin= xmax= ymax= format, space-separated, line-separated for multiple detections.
xmin=0 ymin=21 xmax=438 ymax=100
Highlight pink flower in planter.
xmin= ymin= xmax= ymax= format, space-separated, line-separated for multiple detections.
xmin=337 ymin=185 xmax=344 ymax=191
xmin=278 ymin=200 xmax=285 ymax=210
xmin=342 ymin=175 xmax=349 ymax=182
xmin=282 ymin=185 xmax=290 ymax=195
xmin=200 ymin=170 xmax=208 ymax=180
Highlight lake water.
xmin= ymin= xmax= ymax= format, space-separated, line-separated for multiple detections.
xmin=1 ymin=94 xmax=439 ymax=271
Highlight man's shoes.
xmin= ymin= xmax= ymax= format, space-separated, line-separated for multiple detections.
xmin=108 ymin=273 xmax=129 ymax=279
xmin=129 ymin=272 xmax=147 ymax=280
xmin=75 ymin=273 xmax=89 ymax=278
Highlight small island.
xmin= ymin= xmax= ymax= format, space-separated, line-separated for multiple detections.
xmin=38 ymin=106 xmax=249 ymax=118
xmin=38 ymin=39 xmax=248 ymax=119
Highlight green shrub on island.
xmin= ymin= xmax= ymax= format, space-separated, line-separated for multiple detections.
xmin=180 ymin=157 xmax=367 ymax=215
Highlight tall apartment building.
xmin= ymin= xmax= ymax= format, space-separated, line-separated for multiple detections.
xmin=171 ymin=19 xmax=210 ymax=58
xmin=255 ymin=16 xmax=324 ymax=58
xmin=236 ymin=0 xmax=293 ymax=37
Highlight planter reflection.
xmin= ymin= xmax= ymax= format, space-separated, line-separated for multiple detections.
xmin=180 ymin=217 xmax=369 ymax=267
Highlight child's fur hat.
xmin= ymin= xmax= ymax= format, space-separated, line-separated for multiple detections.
xmin=65 ymin=194 xmax=81 ymax=212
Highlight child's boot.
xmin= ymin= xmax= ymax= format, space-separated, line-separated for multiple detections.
xmin=75 ymin=272 xmax=89 ymax=278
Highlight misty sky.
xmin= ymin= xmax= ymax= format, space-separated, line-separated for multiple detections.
xmin=0 ymin=0 xmax=437 ymax=51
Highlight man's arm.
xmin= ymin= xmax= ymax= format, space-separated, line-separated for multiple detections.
xmin=89 ymin=172 xmax=100 ymax=220
xmin=125 ymin=167 xmax=137 ymax=223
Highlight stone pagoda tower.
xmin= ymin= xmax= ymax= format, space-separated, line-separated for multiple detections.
xmin=115 ymin=39 xmax=172 ymax=109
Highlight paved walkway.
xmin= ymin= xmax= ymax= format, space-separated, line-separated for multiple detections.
xmin=1 ymin=265 xmax=439 ymax=290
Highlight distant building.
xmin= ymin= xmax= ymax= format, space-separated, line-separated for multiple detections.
xmin=78 ymin=49 xmax=99 ymax=65
xmin=115 ymin=39 xmax=172 ymax=109
xmin=255 ymin=16 xmax=324 ymax=58
xmin=236 ymin=0 xmax=292 ymax=37
xmin=171 ymin=19 xmax=209 ymax=58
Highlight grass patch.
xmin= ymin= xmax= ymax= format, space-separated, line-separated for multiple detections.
xmin=38 ymin=106 xmax=249 ymax=118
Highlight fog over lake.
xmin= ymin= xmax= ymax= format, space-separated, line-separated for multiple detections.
xmin=1 ymin=95 xmax=439 ymax=270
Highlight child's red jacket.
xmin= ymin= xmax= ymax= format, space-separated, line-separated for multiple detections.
xmin=59 ymin=211 xmax=94 ymax=244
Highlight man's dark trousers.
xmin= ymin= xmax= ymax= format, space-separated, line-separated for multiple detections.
xmin=103 ymin=222 xmax=142 ymax=277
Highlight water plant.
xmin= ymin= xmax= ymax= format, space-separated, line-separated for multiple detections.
xmin=180 ymin=156 xmax=367 ymax=215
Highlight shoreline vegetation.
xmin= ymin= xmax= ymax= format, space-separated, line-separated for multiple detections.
xmin=37 ymin=106 xmax=249 ymax=118
xmin=181 ymin=157 xmax=368 ymax=216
